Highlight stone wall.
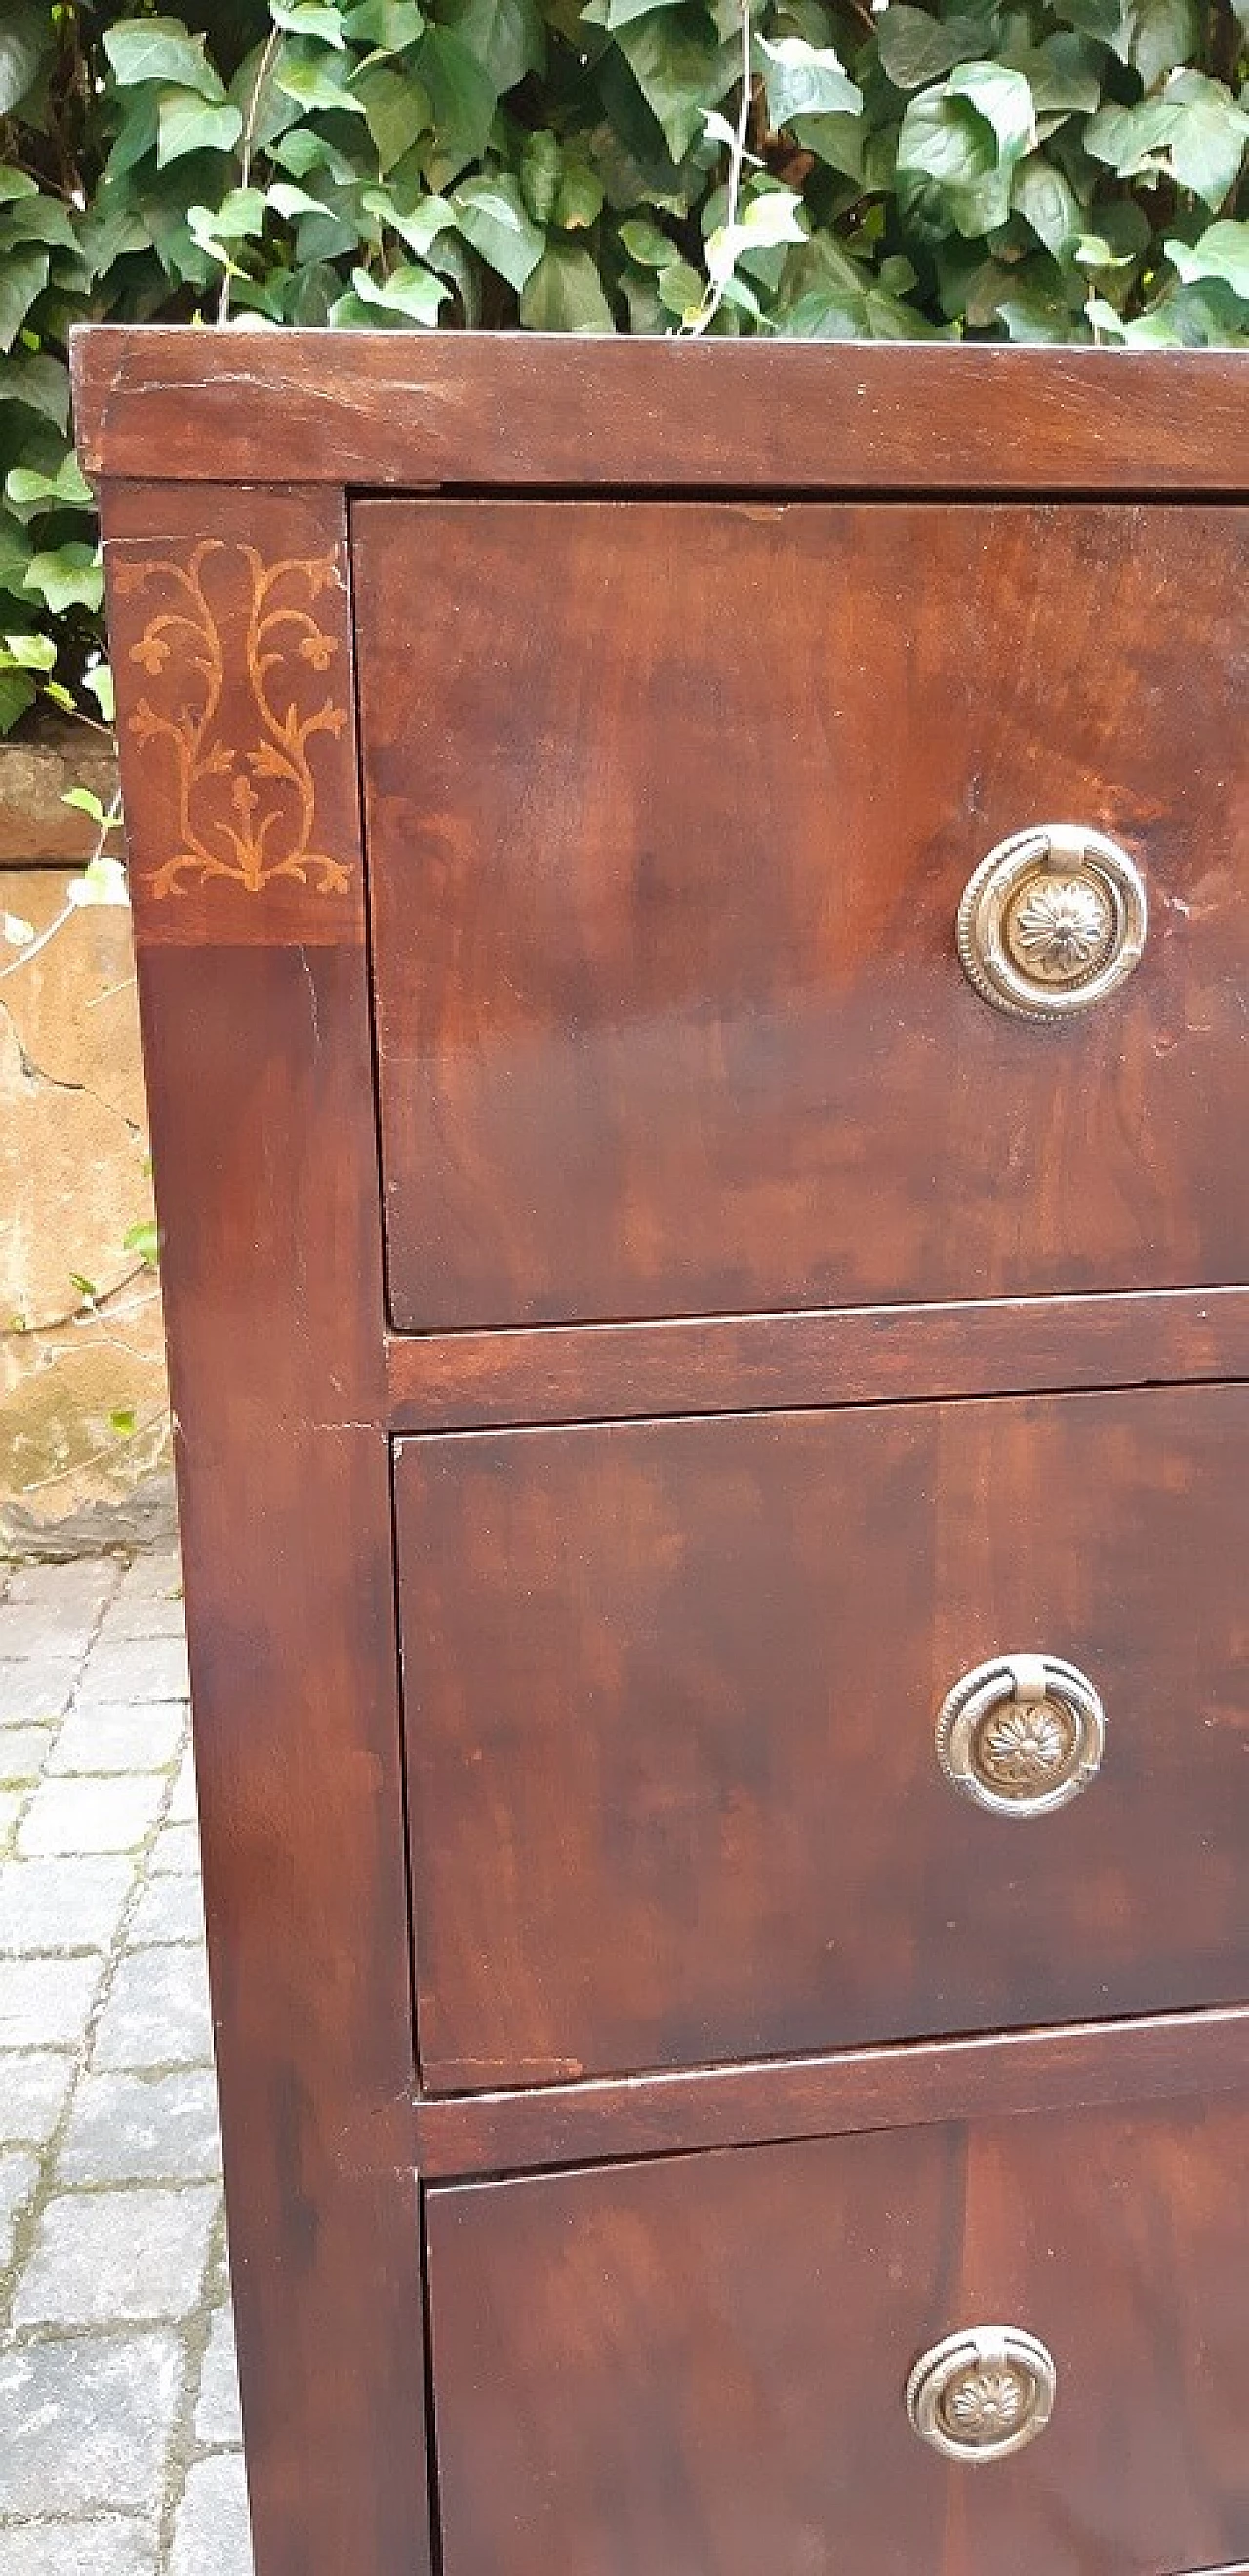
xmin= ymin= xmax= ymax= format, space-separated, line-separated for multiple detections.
xmin=1 ymin=725 xmax=175 ymax=1560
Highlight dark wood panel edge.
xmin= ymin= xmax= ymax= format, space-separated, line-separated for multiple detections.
xmin=72 ymin=331 xmax=1249 ymax=494
xmin=413 ymin=2004 xmax=1249 ymax=2180
xmin=385 ymin=1286 xmax=1249 ymax=1431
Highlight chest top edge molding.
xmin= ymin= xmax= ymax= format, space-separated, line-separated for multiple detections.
xmin=71 ymin=329 xmax=1249 ymax=496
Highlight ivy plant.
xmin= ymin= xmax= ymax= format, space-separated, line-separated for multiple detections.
xmin=2 ymin=0 xmax=1247 ymax=727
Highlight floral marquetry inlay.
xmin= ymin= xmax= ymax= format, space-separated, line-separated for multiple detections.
xmin=117 ymin=542 xmax=350 ymax=898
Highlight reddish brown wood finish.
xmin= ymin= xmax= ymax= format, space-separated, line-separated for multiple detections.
xmin=100 ymin=481 xmax=431 ymax=2576
xmin=358 ymin=500 xmax=1249 ymax=1333
xmin=412 ymin=2003 xmax=1249 ymax=2179
xmin=427 ymin=2097 xmax=1249 ymax=2576
xmin=71 ymin=331 xmax=1249 ymax=493
xmin=78 ymin=334 xmax=1249 ymax=2576
xmin=384 ymin=1286 xmax=1249 ymax=1431
xmin=396 ymin=1384 xmax=1249 ymax=2091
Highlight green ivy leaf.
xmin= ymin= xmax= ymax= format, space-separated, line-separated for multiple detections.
xmin=0 ymin=0 xmax=55 ymax=118
xmin=342 ymin=0 xmax=427 ymax=42
xmin=453 ymin=175 xmax=545 ymax=287
xmin=0 ymin=246 xmax=49 ymax=355
xmin=122 ymin=1223 xmax=160 ymax=1266
xmin=22 ymin=546 xmax=106 ymax=616
xmin=999 ymin=34 xmax=1103 ymax=115
xmin=156 ymin=90 xmax=244 ymax=167
xmin=756 ymin=35 xmax=862 ymax=124
xmin=0 ymin=668 xmax=36 ymax=734
xmin=520 ymin=129 xmax=562 ymax=222
xmin=896 ymin=89 xmax=1007 ymax=241
xmin=61 ymin=784 xmax=110 ymax=822
xmin=1167 ymin=217 xmax=1249 ymax=298
xmin=947 ymin=62 xmax=1037 ymax=162
xmin=274 ymin=41 xmax=368 ymax=113
xmin=449 ymin=0 xmax=545 ymax=93
xmin=70 ymin=855 xmax=130 ymax=910
xmin=555 ymin=164 xmax=606 ymax=229
xmin=1013 ymin=154 xmax=1084 ymax=261
xmin=1049 ymin=0 xmax=1125 ymax=48
xmin=519 ymin=240 xmax=616 ymax=327
xmin=361 ymin=185 xmax=455 ymax=255
xmin=103 ymin=18 xmax=228 ymax=101
xmin=415 ymin=27 xmax=500 ymax=174
xmin=614 ymin=11 xmax=738 ymax=165
xmin=272 ymin=3 xmax=348 ymax=44
xmin=606 ymin=0 xmax=687 ymax=26
xmin=110 ymin=1410 xmax=139 ymax=1439
xmin=1162 ymin=71 xmax=1249 ymax=209
xmin=5 ymin=454 xmax=93 ymax=514
xmin=875 ymin=7 xmax=983 ymax=90
xmin=1125 ymin=0 xmax=1201 ymax=88
xmin=4 ymin=632 xmax=57 ymax=671
xmin=84 ymin=663 xmax=116 ymax=724
xmin=351 ymin=61 xmax=432 ymax=170
xmin=348 ymin=259 xmax=449 ymax=320
xmin=0 ymin=352 xmax=71 ymax=432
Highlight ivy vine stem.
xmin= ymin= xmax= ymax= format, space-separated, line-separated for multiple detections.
xmin=218 ymin=26 xmax=282 ymax=326
xmin=686 ymin=0 xmax=754 ymax=337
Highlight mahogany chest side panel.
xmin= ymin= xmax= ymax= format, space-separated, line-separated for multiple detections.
xmin=97 ymin=478 xmax=431 ymax=2576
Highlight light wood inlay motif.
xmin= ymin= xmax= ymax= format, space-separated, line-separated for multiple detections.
xmin=117 ymin=540 xmax=349 ymax=897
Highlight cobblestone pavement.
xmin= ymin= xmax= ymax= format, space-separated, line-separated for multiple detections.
xmin=0 ymin=1552 xmax=256 ymax=2576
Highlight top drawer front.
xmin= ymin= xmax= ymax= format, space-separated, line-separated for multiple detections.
xmin=356 ymin=500 xmax=1248 ymax=1334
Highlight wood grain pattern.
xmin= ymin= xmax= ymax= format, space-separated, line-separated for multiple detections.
xmin=359 ymin=500 xmax=1249 ymax=1333
xmin=396 ymin=1384 xmax=1249 ymax=2092
xmin=384 ymin=1287 xmax=1249 ymax=1431
xmin=101 ymin=480 xmax=430 ymax=2576
xmin=412 ymin=2002 xmax=1249 ymax=2179
xmin=427 ymin=2096 xmax=1249 ymax=2576
xmin=72 ymin=331 xmax=1249 ymax=494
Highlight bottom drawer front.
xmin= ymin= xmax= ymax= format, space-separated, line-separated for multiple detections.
xmin=427 ymin=2100 xmax=1249 ymax=2576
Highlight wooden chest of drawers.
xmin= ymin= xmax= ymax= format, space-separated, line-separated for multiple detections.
xmin=74 ymin=331 xmax=1249 ymax=2576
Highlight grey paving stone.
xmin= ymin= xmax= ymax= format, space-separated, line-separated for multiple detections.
xmin=58 ymin=2071 xmax=222 ymax=2185
xmin=194 ymin=2299 xmax=243 ymax=2446
xmin=148 ymin=1825 xmax=200 ymax=1878
xmin=97 ymin=1589 xmax=186 ymax=1647
xmin=91 ymin=1944 xmax=214 ymax=2071
xmin=3 ymin=1560 xmax=119 ymax=1621
xmin=48 ymin=1704 xmax=185 ymax=1778
xmin=14 ymin=2183 xmax=219 ymax=2327
xmin=127 ymin=1874 xmax=203 ymax=1946
xmin=0 ymin=2145 xmax=39 ymax=2267
xmin=0 ymin=1601 xmax=98 ymax=1665
xmin=76 ymin=1639 xmax=189 ymax=1709
xmin=166 ymin=1748 xmax=197 ymax=1824
xmin=0 ymin=2520 xmax=156 ymax=2576
xmin=18 ymin=1775 xmax=166 ymax=1859
xmin=0 ymin=2333 xmax=181 ymax=2514
xmin=0 ymin=1730 xmax=53 ymax=1787
xmin=0 ymin=1856 xmax=134 ymax=1957
xmin=113 ymin=1552 xmax=183 ymax=1606
xmin=0 ymin=2051 xmax=74 ymax=2146
xmin=0 ymin=1666 xmax=76 ymax=1728
xmin=0 ymin=1953 xmax=102 ymax=2048
xmin=170 ymin=2454 xmax=254 ymax=2576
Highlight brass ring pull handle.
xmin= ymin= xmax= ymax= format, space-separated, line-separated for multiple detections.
xmin=935 ymin=1653 xmax=1105 ymax=1817
xmin=956 ymin=824 xmax=1148 ymax=1020
xmin=906 ymin=2327 xmax=1057 ymax=2463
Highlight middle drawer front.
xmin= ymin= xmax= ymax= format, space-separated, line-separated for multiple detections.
xmin=396 ymin=1383 xmax=1249 ymax=2093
